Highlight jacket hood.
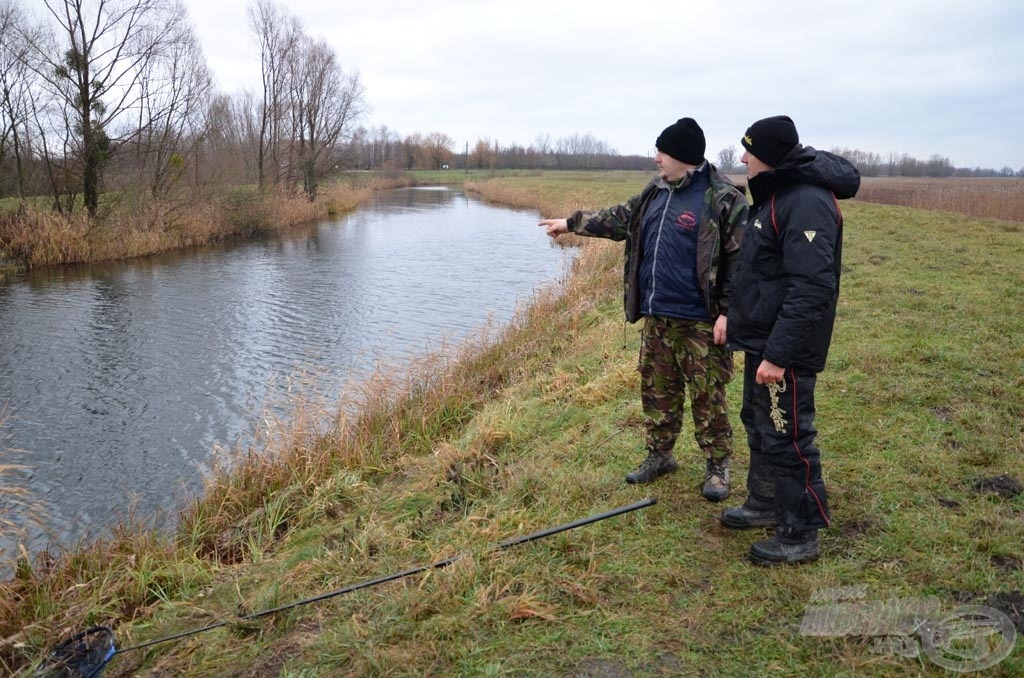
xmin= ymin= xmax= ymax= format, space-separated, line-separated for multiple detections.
xmin=749 ymin=146 xmax=860 ymax=203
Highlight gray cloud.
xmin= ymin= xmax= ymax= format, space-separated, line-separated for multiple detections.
xmin=184 ymin=0 xmax=1024 ymax=168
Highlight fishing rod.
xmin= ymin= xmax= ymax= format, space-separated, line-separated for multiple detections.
xmin=36 ymin=497 xmax=656 ymax=677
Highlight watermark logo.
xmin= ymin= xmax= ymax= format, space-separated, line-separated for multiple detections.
xmin=800 ymin=587 xmax=1016 ymax=673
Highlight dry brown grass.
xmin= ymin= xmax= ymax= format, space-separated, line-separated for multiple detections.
xmin=466 ymin=171 xmax=649 ymax=218
xmin=0 ymin=175 xmax=406 ymax=268
xmin=321 ymin=179 xmax=377 ymax=216
xmin=465 ymin=171 xmax=652 ymax=249
xmin=855 ymin=176 xmax=1024 ymax=222
xmin=0 ymin=465 xmax=45 ymax=560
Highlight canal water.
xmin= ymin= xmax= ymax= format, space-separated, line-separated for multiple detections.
xmin=0 ymin=186 xmax=572 ymax=565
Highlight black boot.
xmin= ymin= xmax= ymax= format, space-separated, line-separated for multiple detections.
xmin=720 ymin=496 xmax=777 ymax=529
xmin=625 ymin=450 xmax=678 ymax=484
xmin=748 ymin=529 xmax=820 ymax=566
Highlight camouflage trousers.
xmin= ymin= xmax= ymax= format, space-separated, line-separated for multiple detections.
xmin=639 ymin=315 xmax=734 ymax=461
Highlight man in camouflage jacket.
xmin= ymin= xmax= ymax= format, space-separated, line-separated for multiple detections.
xmin=539 ymin=117 xmax=748 ymax=500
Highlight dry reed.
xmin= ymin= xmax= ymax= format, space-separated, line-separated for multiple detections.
xmin=0 ymin=175 xmax=407 ymax=269
xmin=465 ymin=171 xmax=650 ymax=219
xmin=0 ymin=465 xmax=44 ymax=558
xmin=855 ymin=176 xmax=1024 ymax=223
xmin=0 ymin=412 xmax=50 ymax=565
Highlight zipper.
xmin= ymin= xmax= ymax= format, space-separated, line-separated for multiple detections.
xmin=645 ymin=188 xmax=674 ymax=313
xmin=707 ymin=222 xmax=719 ymax=314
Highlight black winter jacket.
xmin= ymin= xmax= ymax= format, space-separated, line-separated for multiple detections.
xmin=728 ymin=146 xmax=860 ymax=372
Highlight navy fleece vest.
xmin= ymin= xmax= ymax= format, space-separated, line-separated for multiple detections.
xmin=638 ymin=166 xmax=711 ymax=321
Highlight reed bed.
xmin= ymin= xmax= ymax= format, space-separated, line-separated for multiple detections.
xmin=0 ymin=175 xmax=401 ymax=270
xmin=855 ymin=176 xmax=1024 ymax=223
xmin=467 ymin=170 xmax=1024 ymax=225
xmin=466 ymin=171 xmax=650 ymax=218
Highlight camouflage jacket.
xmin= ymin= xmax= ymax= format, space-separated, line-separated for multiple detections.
xmin=566 ymin=164 xmax=748 ymax=323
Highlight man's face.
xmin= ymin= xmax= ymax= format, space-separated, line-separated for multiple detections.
xmin=741 ymin=150 xmax=773 ymax=178
xmin=655 ymin=150 xmax=693 ymax=183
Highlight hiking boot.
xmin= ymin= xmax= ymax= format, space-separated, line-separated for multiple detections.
xmin=748 ymin=529 xmax=820 ymax=566
xmin=701 ymin=457 xmax=730 ymax=502
xmin=720 ymin=497 xmax=777 ymax=530
xmin=625 ymin=450 xmax=678 ymax=484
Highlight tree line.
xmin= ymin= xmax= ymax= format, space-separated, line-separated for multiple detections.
xmin=348 ymin=129 xmax=652 ymax=172
xmin=2 ymin=0 xmax=1019 ymax=220
xmin=0 ymin=0 xmax=650 ymax=215
xmin=0 ymin=0 xmax=368 ymax=216
xmin=714 ymin=146 xmax=1019 ymax=178
xmin=821 ymin=148 xmax=1020 ymax=178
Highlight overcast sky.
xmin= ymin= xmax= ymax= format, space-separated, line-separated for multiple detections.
xmin=180 ymin=0 xmax=1024 ymax=170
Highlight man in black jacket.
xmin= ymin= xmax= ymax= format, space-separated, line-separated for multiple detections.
xmin=721 ymin=115 xmax=860 ymax=565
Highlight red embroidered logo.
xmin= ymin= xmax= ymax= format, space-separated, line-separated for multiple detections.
xmin=676 ymin=211 xmax=697 ymax=231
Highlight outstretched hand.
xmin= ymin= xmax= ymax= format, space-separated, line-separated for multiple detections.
xmin=538 ymin=218 xmax=569 ymax=238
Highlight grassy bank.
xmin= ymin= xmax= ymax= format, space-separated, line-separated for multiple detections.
xmin=2 ymin=173 xmax=1022 ymax=676
xmin=0 ymin=173 xmax=413 ymax=273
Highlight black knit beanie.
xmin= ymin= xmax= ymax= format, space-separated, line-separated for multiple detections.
xmin=741 ymin=115 xmax=799 ymax=167
xmin=655 ymin=117 xmax=706 ymax=165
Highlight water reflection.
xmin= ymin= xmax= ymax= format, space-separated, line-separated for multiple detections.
xmin=0 ymin=187 xmax=571 ymax=563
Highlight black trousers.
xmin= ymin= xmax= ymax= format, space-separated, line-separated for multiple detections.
xmin=740 ymin=353 xmax=831 ymax=532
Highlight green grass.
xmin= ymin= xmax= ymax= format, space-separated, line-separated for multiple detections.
xmin=2 ymin=175 xmax=1022 ymax=676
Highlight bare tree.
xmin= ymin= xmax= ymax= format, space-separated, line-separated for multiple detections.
xmin=716 ymin=145 xmax=737 ymax=172
xmin=555 ymin=132 xmax=610 ymax=170
xmin=248 ymin=0 xmax=300 ymax=190
xmin=0 ymin=1 xmax=35 ymax=202
xmin=231 ymin=90 xmax=262 ymax=182
xmin=528 ymin=133 xmax=553 ymax=169
xmin=470 ymin=138 xmax=495 ymax=170
xmin=22 ymin=0 xmax=185 ymax=216
xmin=424 ymin=132 xmax=454 ymax=170
xmin=195 ymin=91 xmax=250 ymax=186
xmin=373 ymin=125 xmax=401 ymax=169
xmin=287 ymin=36 xmax=365 ymax=199
xmin=401 ymin=132 xmax=423 ymax=170
xmin=828 ymin=147 xmax=885 ymax=177
xmin=533 ymin=132 xmax=551 ymax=156
xmin=351 ymin=124 xmax=402 ymax=170
xmin=128 ymin=4 xmax=213 ymax=198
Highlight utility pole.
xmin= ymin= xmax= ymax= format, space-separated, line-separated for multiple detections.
xmin=465 ymin=140 xmax=469 ymax=174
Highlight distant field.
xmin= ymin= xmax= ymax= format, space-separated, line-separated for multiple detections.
xmin=854 ymin=176 xmax=1024 ymax=222
xmin=468 ymin=171 xmax=1024 ymax=225
xmin=478 ymin=172 xmax=1024 ymax=225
